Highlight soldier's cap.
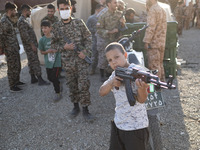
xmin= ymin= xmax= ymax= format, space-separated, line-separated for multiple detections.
xmin=71 ymin=0 xmax=77 ymax=5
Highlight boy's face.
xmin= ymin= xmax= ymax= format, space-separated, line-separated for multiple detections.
xmin=41 ymin=26 xmax=51 ymax=36
xmin=106 ymin=48 xmax=128 ymax=70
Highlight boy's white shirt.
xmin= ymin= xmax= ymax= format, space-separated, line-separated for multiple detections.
xmin=103 ymin=63 xmax=149 ymax=131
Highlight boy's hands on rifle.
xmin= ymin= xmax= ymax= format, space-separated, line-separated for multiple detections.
xmin=64 ymin=43 xmax=75 ymax=50
xmin=112 ymin=76 xmax=123 ymax=88
xmin=78 ymin=50 xmax=86 ymax=59
xmin=135 ymin=79 xmax=148 ymax=103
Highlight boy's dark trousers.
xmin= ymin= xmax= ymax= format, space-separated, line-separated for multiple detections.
xmin=109 ymin=121 xmax=149 ymax=150
xmin=46 ymin=67 xmax=61 ymax=93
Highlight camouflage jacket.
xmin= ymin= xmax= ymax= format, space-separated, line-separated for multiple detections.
xmin=96 ymin=9 xmax=123 ymax=42
xmin=173 ymin=6 xmax=184 ymax=21
xmin=143 ymin=3 xmax=167 ymax=49
xmin=0 ymin=14 xmax=20 ymax=54
xmin=17 ymin=15 xmax=38 ymax=47
xmin=51 ymin=18 xmax=92 ymax=59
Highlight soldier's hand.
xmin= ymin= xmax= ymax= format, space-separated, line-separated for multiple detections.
xmin=108 ymin=28 xmax=118 ymax=34
xmin=120 ymin=16 xmax=126 ymax=26
xmin=78 ymin=50 xmax=86 ymax=59
xmin=31 ymin=44 xmax=37 ymax=52
xmin=64 ymin=43 xmax=75 ymax=50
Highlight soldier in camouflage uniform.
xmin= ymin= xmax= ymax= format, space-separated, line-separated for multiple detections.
xmin=96 ymin=0 xmax=125 ymax=82
xmin=0 ymin=2 xmax=25 ymax=92
xmin=51 ymin=0 xmax=94 ymax=122
xmin=196 ymin=1 xmax=200 ymax=28
xmin=18 ymin=4 xmax=49 ymax=86
xmin=173 ymin=1 xmax=185 ymax=35
xmin=143 ymin=0 xmax=167 ymax=81
xmin=86 ymin=4 xmax=103 ymax=75
xmin=184 ymin=2 xmax=194 ymax=30
xmin=40 ymin=4 xmax=59 ymax=36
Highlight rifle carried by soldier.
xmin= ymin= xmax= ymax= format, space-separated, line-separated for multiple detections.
xmin=115 ymin=66 xmax=176 ymax=106
xmin=62 ymin=34 xmax=92 ymax=64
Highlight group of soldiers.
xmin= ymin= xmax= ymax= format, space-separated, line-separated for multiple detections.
xmin=0 ymin=0 xmax=176 ymax=121
xmin=174 ymin=0 xmax=200 ymax=35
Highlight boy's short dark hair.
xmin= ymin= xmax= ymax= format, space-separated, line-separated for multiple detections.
xmin=57 ymin=0 xmax=71 ymax=8
xmin=126 ymin=8 xmax=136 ymax=16
xmin=47 ymin=4 xmax=55 ymax=9
xmin=5 ymin=1 xmax=17 ymax=11
xmin=21 ymin=4 xmax=31 ymax=12
xmin=41 ymin=20 xmax=51 ymax=27
xmin=105 ymin=42 xmax=126 ymax=55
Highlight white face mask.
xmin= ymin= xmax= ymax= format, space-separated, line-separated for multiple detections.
xmin=60 ymin=10 xmax=71 ymax=20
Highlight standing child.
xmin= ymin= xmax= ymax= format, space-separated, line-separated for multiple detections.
xmin=99 ymin=42 xmax=149 ymax=150
xmin=38 ymin=20 xmax=62 ymax=102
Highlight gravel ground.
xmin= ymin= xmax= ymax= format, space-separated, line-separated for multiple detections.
xmin=0 ymin=28 xmax=199 ymax=150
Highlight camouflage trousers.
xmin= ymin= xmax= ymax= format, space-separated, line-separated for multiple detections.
xmin=91 ymin=35 xmax=98 ymax=70
xmin=62 ymin=56 xmax=91 ymax=106
xmin=96 ymin=34 xmax=109 ymax=69
xmin=197 ymin=14 xmax=200 ymax=29
xmin=177 ymin=19 xmax=183 ymax=35
xmin=24 ymin=45 xmax=41 ymax=76
xmin=147 ymin=48 xmax=165 ymax=81
xmin=184 ymin=17 xmax=190 ymax=30
xmin=5 ymin=50 xmax=21 ymax=87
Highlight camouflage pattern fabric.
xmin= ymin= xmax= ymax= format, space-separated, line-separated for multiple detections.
xmin=196 ymin=7 xmax=200 ymax=28
xmin=51 ymin=18 xmax=92 ymax=106
xmin=96 ymin=9 xmax=123 ymax=70
xmin=96 ymin=9 xmax=123 ymax=42
xmin=0 ymin=14 xmax=21 ymax=87
xmin=18 ymin=15 xmax=41 ymax=76
xmin=96 ymin=34 xmax=108 ymax=69
xmin=147 ymin=48 xmax=165 ymax=81
xmin=143 ymin=3 xmax=167 ymax=81
xmin=40 ymin=15 xmax=59 ymax=36
xmin=86 ymin=14 xmax=98 ymax=70
xmin=184 ymin=4 xmax=195 ymax=30
xmin=174 ymin=5 xmax=184 ymax=35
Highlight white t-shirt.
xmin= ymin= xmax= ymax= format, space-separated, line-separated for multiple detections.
xmin=103 ymin=64 xmax=149 ymax=131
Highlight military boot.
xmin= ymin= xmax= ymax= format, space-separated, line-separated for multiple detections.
xmin=37 ymin=76 xmax=50 ymax=86
xmin=82 ymin=106 xmax=94 ymax=123
xmin=31 ymin=74 xmax=38 ymax=84
xmin=70 ymin=103 xmax=80 ymax=118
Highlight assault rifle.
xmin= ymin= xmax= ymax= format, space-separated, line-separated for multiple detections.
xmin=62 ymin=36 xmax=92 ymax=64
xmin=115 ymin=66 xmax=176 ymax=106
xmin=120 ymin=25 xmax=148 ymax=49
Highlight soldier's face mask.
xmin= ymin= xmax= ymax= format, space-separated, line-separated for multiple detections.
xmin=59 ymin=9 xmax=71 ymax=20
